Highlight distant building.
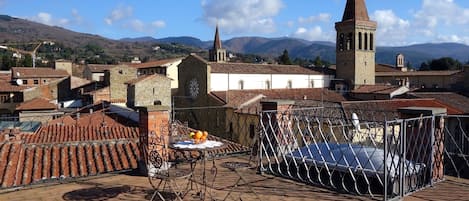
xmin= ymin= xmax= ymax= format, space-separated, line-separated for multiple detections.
xmin=83 ymin=64 xmax=115 ymax=82
xmin=125 ymin=74 xmax=171 ymax=108
xmin=54 ymin=60 xmax=73 ymax=75
xmin=129 ymin=58 xmax=182 ymax=90
xmin=11 ymin=67 xmax=69 ymax=87
xmin=104 ymin=65 xmax=138 ymax=104
xmin=335 ymin=0 xmax=377 ymax=89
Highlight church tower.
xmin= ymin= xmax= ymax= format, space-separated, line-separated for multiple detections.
xmin=209 ymin=25 xmax=227 ymax=63
xmin=335 ymin=0 xmax=377 ymax=89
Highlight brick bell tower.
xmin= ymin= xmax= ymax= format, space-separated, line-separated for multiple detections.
xmin=335 ymin=0 xmax=377 ymax=89
xmin=209 ymin=24 xmax=227 ymax=63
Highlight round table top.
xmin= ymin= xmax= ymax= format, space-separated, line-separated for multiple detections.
xmin=170 ymin=140 xmax=224 ymax=151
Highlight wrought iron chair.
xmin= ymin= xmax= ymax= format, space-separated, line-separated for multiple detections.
xmin=147 ymin=131 xmax=193 ymax=201
xmin=220 ymin=133 xmax=261 ymax=201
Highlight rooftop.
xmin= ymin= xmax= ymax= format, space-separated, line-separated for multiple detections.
xmin=129 ymin=58 xmax=182 ymax=69
xmin=11 ymin=67 xmax=69 ymax=79
xmin=209 ymin=62 xmax=323 ymax=75
xmin=15 ymin=98 xmax=56 ymax=111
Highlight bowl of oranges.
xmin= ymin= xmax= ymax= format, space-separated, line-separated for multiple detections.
xmin=189 ymin=130 xmax=208 ymax=144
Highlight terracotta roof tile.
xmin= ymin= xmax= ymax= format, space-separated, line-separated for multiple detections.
xmin=209 ymin=62 xmax=323 ymax=75
xmin=409 ymin=92 xmax=469 ymax=114
xmin=15 ymin=98 xmax=57 ymax=111
xmin=376 ymin=70 xmax=462 ymax=76
xmin=0 ymin=140 xmax=141 ymax=189
xmin=125 ymin=74 xmax=169 ymax=85
xmin=71 ymin=76 xmax=91 ymax=90
xmin=211 ymin=88 xmax=346 ymax=108
xmin=375 ymin=64 xmax=401 ymax=72
xmin=342 ymin=0 xmax=370 ymax=21
xmin=352 ymin=85 xmax=402 ymax=94
xmin=129 ymin=58 xmax=182 ymax=69
xmin=11 ymin=67 xmax=69 ymax=78
xmin=0 ymin=79 xmax=29 ymax=92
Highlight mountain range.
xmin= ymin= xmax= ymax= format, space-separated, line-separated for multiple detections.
xmin=1 ymin=15 xmax=469 ymax=66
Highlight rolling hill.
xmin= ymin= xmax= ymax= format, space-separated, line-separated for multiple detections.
xmin=1 ymin=14 xmax=468 ymax=67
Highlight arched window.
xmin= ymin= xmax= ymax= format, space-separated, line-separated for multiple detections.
xmin=287 ymin=80 xmax=292 ymax=88
xmin=358 ymin=32 xmax=362 ymax=50
xmin=364 ymin=33 xmax=368 ymax=50
xmin=310 ymin=80 xmax=315 ymax=88
xmin=238 ymin=80 xmax=244 ymax=89
xmin=370 ymin=33 xmax=374 ymax=50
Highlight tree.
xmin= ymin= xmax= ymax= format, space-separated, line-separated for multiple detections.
xmin=313 ymin=56 xmax=323 ymax=67
xmin=278 ymin=49 xmax=292 ymax=65
xmin=428 ymin=57 xmax=461 ymax=70
xmin=22 ymin=54 xmax=33 ymax=67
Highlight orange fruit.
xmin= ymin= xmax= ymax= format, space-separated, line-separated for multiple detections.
xmin=203 ymin=131 xmax=208 ymax=137
xmin=195 ymin=131 xmax=203 ymax=140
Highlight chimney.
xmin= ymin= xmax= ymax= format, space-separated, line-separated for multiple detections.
xmin=138 ymin=105 xmax=170 ymax=173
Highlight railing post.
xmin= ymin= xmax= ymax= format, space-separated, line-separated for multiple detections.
xmin=399 ymin=120 xmax=406 ymax=198
xmin=383 ymin=120 xmax=388 ymax=201
xmin=430 ymin=115 xmax=435 ymax=186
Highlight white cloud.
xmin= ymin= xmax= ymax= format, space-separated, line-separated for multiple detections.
xmin=371 ymin=10 xmax=410 ymax=46
xmin=123 ymin=19 xmax=166 ymax=33
xmin=291 ymin=26 xmax=333 ymax=41
xmin=412 ymin=0 xmax=469 ymax=44
xmin=151 ymin=20 xmax=166 ymax=28
xmin=201 ymin=0 xmax=283 ymax=35
xmin=104 ymin=5 xmax=133 ymax=25
xmin=71 ymin=9 xmax=83 ymax=24
xmin=29 ymin=12 xmax=69 ymax=26
xmin=298 ymin=13 xmax=331 ymax=24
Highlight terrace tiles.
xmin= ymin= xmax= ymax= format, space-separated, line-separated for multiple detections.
xmin=0 ymin=156 xmax=467 ymax=201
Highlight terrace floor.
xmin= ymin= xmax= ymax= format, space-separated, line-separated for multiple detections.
xmin=0 ymin=156 xmax=468 ymax=201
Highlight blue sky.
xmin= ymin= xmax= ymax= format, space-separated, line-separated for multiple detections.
xmin=0 ymin=0 xmax=468 ymax=46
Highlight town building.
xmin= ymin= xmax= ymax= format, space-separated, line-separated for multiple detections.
xmin=125 ymin=74 xmax=171 ymax=108
xmin=335 ymin=0 xmax=377 ymax=89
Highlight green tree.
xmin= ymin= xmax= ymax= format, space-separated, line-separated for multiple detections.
xmin=428 ymin=57 xmax=461 ymax=70
xmin=278 ymin=49 xmax=292 ymax=65
xmin=313 ymin=56 xmax=323 ymax=67
xmin=22 ymin=54 xmax=33 ymax=67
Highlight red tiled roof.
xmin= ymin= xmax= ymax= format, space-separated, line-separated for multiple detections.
xmin=376 ymin=70 xmax=462 ymax=76
xmin=0 ymin=80 xmax=29 ymax=92
xmin=375 ymin=64 xmax=401 ymax=72
xmin=409 ymin=92 xmax=469 ymax=114
xmin=71 ymin=76 xmax=91 ymax=90
xmin=15 ymin=98 xmax=56 ymax=111
xmin=11 ymin=67 xmax=69 ymax=78
xmin=352 ymin=85 xmax=402 ymax=94
xmin=125 ymin=74 xmax=169 ymax=85
xmin=209 ymin=62 xmax=323 ymax=75
xmin=24 ymin=125 xmax=139 ymax=143
xmin=87 ymin=64 xmax=116 ymax=73
xmin=342 ymin=98 xmax=463 ymax=117
xmin=211 ymin=88 xmax=346 ymax=109
xmin=47 ymin=110 xmax=138 ymax=128
xmin=129 ymin=58 xmax=182 ymax=69
xmin=0 ymin=140 xmax=140 ymax=189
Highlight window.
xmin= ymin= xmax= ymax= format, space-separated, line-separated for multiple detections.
xmin=34 ymin=80 xmax=39 ymax=85
xmin=238 ymin=80 xmax=244 ymax=90
xmin=310 ymin=80 xmax=315 ymax=88
xmin=118 ymin=70 xmax=123 ymax=74
xmin=287 ymin=80 xmax=292 ymax=88
xmin=0 ymin=94 xmax=10 ymax=103
xmin=358 ymin=32 xmax=362 ymax=50
xmin=370 ymin=33 xmax=374 ymax=50
xmin=249 ymin=124 xmax=255 ymax=138
xmin=22 ymin=80 xmax=28 ymax=85
xmin=364 ymin=33 xmax=368 ymax=50
xmin=43 ymin=79 xmax=47 ymax=84
xmin=265 ymin=80 xmax=271 ymax=89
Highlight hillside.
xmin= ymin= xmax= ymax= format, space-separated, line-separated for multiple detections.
xmin=1 ymin=15 xmax=468 ymax=67
xmin=0 ymin=15 xmax=202 ymax=66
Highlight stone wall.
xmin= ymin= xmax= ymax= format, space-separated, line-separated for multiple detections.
xmin=108 ymin=65 xmax=137 ymax=103
xmin=131 ymin=75 xmax=171 ymax=108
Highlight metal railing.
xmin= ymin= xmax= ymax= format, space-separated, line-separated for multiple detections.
xmin=258 ymin=108 xmax=469 ymax=200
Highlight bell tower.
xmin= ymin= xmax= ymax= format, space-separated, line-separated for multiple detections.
xmin=209 ymin=25 xmax=227 ymax=63
xmin=335 ymin=0 xmax=377 ymax=89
